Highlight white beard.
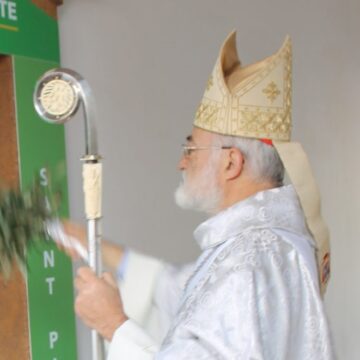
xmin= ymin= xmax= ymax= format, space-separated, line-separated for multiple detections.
xmin=174 ymin=156 xmax=223 ymax=214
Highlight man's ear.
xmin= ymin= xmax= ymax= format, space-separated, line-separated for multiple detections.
xmin=223 ymin=148 xmax=245 ymax=180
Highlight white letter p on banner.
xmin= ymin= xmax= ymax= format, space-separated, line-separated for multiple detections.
xmin=49 ymin=331 xmax=59 ymax=349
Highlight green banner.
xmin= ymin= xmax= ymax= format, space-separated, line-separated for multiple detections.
xmin=13 ymin=55 xmax=77 ymax=360
xmin=0 ymin=1 xmax=59 ymax=61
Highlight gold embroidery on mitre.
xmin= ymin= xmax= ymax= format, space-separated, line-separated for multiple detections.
xmin=194 ymin=31 xmax=292 ymax=141
xmin=263 ymin=81 xmax=281 ymax=103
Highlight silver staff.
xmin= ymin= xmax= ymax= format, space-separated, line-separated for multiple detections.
xmin=34 ymin=68 xmax=105 ymax=360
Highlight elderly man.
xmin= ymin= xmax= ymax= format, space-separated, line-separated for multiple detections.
xmin=69 ymin=32 xmax=335 ymax=359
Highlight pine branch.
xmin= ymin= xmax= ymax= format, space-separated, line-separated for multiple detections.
xmin=0 ymin=179 xmax=58 ymax=279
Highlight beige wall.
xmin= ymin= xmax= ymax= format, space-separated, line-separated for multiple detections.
xmin=58 ymin=1 xmax=360 ymax=358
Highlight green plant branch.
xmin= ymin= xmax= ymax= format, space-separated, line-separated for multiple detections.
xmin=0 ymin=178 xmax=59 ymax=279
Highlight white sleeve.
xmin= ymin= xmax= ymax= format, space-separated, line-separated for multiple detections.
xmin=119 ymin=251 xmax=165 ymax=327
xmin=119 ymin=251 xmax=195 ymax=342
xmin=107 ymin=319 xmax=158 ymax=360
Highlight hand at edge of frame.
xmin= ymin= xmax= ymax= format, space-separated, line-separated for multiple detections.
xmin=75 ymin=266 xmax=128 ymax=341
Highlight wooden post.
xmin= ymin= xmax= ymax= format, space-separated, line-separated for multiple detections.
xmin=0 ymin=56 xmax=30 ymax=360
xmin=32 ymin=0 xmax=62 ymax=19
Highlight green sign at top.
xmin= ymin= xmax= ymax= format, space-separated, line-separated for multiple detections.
xmin=0 ymin=0 xmax=60 ymax=62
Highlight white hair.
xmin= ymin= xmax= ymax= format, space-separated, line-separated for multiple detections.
xmin=212 ymin=134 xmax=285 ymax=186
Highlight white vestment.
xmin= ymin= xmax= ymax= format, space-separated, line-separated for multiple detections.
xmin=108 ymin=185 xmax=335 ymax=359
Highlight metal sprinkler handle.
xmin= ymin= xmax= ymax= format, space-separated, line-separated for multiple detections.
xmin=34 ymin=68 xmax=105 ymax=360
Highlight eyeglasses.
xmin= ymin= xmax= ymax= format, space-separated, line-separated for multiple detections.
xmin=181 ymin=144 xmax=232 ymax=157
